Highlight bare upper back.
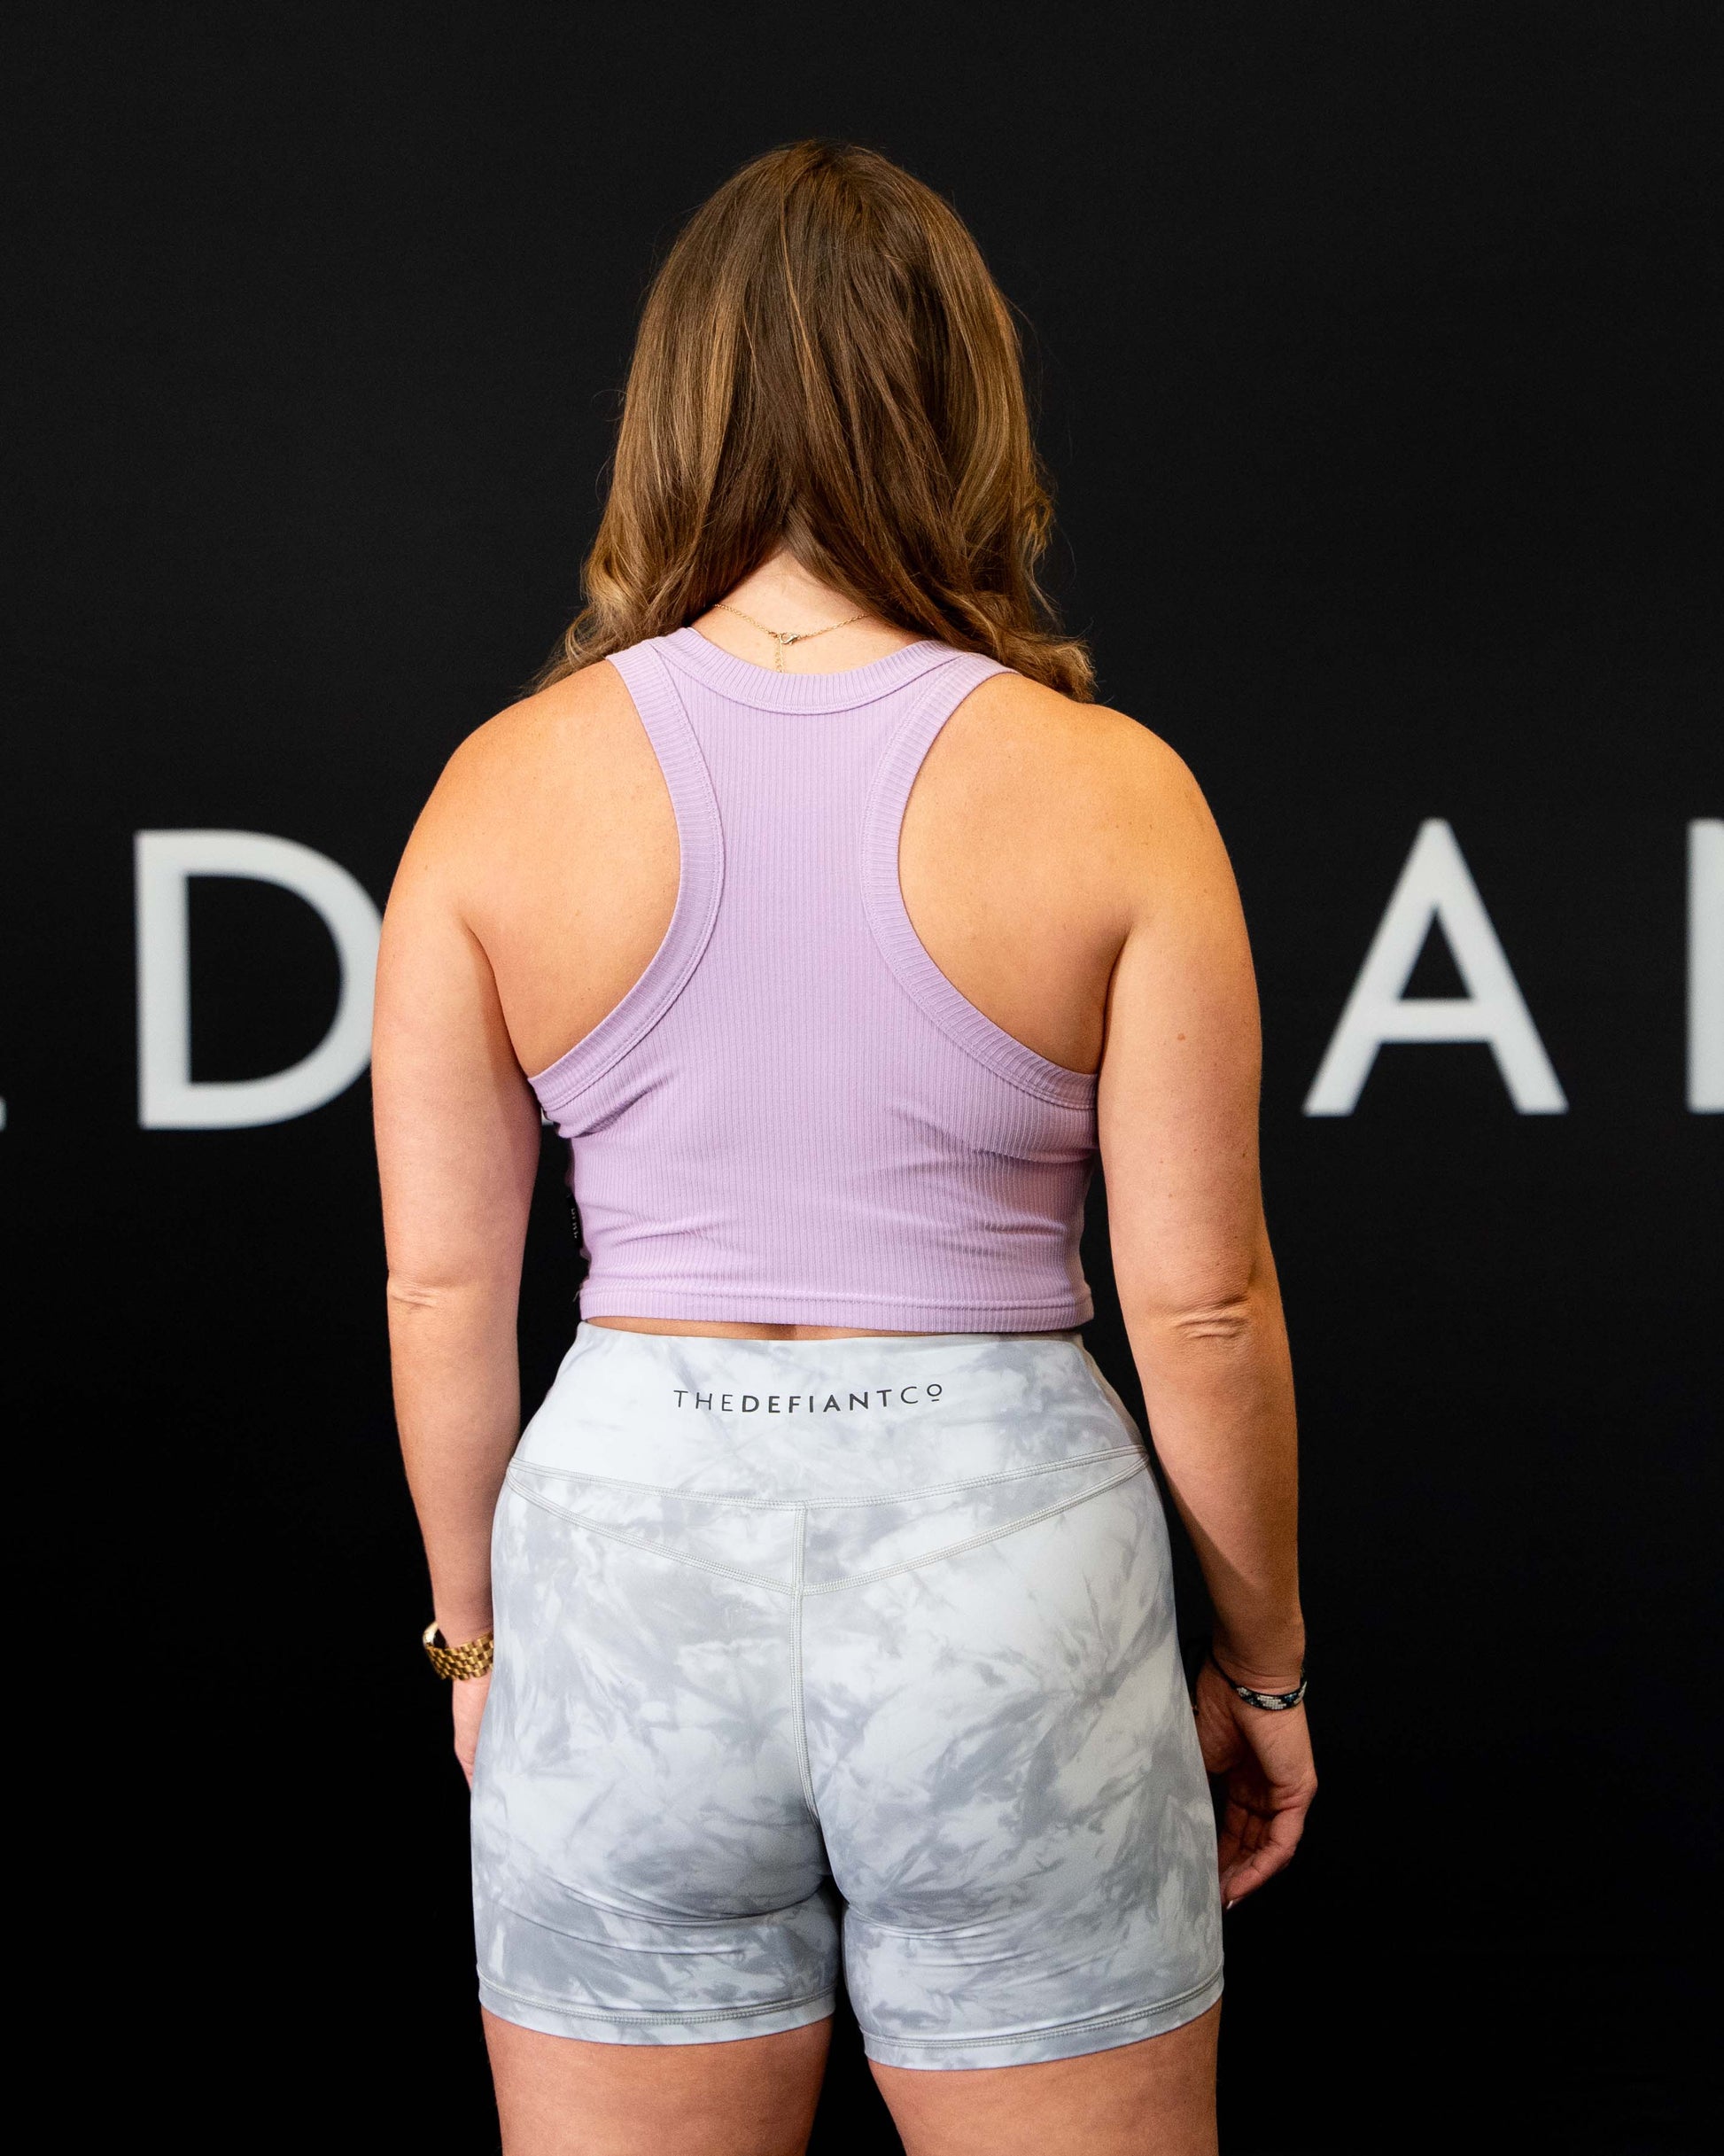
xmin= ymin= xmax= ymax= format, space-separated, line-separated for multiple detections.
xmin=411 ymin=656 xmax=1204 ymax=1082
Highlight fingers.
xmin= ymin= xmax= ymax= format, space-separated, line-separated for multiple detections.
xmin=1218 ymin=1786 xmax=1311 ymax=1907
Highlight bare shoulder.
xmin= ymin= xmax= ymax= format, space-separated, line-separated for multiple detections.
xmin=394 ymin=659 xmax=662 ymax=903
xmin=417 ymin=660 xmax=639 ymax=841
xmin=946 ymin=670 xmax=1225 ymax=898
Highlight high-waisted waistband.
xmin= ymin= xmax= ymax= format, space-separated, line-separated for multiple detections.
xmin=514 ymin=1324 xmax=1145 ymax=1503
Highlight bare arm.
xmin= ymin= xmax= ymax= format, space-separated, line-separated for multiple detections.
xmin=373 ymin=754 xmax=542 ymax=1767
xmin=1097 ymin=736 xmax=1315 ymax=1901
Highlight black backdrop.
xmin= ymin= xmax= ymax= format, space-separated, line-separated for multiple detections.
xmin=5 ymin=6 xmax=1720 ymax=2150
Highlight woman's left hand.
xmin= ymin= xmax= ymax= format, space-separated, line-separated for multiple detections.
xmin=1192 ymin=1658 xmax=1317 ymax=1909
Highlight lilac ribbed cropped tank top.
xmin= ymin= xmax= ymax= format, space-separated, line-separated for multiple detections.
xmin=526 ymin=627 xmax=1098 ymax=1331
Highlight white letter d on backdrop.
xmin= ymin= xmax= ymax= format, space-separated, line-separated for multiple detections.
xmin=1304 ymin=819 xmax=1566 ymax=1117
xmin=136 ymin=830 xmax=381 ymax=1129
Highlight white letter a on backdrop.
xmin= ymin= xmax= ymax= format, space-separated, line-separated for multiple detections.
xmin=1304 ymin=819 xmax=1565 ymax=1117
xmin=136 ymin=830 xmax=381 ymax=1129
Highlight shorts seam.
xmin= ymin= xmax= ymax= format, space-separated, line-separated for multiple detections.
xmin=503 ymin=1475 xmax=794 ymax=1593
xmin=790 ymin=1505 xmax=820 ymax=1819
xmin=493 ymin=1889 xmax=755 ymax=1939
xmin=804 ymin=1460 xmax=1146 ymax=1594
xmin=505 ymin=1459 xmax=1146 ymax=1594
xmin=506 ymin=1444 xmax=1142 ymax=1511
xmin=479 ymin=1976 xmax=836 ymax=2027
xmin=858 ymin=1967 xmax=1224 ymax=2051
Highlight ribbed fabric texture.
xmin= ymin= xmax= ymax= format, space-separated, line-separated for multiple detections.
xmin=528 ymin=627 xmax=1099 ymax=1331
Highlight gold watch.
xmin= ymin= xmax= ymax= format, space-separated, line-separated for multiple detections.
xmin=422 ymin=1621 xmax=495 ymax=1680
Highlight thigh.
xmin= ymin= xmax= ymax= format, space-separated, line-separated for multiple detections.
xmin=485 ymin=2010 xmax=834 ymax=2156
xmin=870 ymin=2001 xmax=1219 ymax=2156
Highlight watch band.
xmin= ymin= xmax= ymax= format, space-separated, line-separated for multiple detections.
xmin=1209 ymin=1647 xmax=1307 ymax=1711
xmin=422 ymin=1622 xmax=495 ymax=1681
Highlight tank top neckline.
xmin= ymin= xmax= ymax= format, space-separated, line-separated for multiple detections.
xmin=529 ymin=634 xmax=1097 ymax=1114
xmin=659 ymin=624 xmax=959 ymax=712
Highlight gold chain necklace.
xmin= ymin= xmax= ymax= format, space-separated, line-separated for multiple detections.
xmin=711 ymin=600 xmax=871 ymax=671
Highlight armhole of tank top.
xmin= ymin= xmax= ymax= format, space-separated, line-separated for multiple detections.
xmin=527 ymin=642 xmax=725 ymax=1118
xmin=860 ymin=656 xmax=1099 ymax=1112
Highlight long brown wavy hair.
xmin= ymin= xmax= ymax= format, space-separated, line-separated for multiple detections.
xmin=537 ymin=140 xmax=1093 ymax=699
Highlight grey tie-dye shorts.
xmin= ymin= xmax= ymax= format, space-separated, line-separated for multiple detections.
xmin=471 ymin=1325 xmax=1223 ymax=2070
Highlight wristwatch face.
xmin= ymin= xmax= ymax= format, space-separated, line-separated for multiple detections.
xmin=422 ymin=1622 xmax=494 ymax=1678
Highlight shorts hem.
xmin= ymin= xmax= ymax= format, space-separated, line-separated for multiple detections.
xmin=858 ymin=1968 xmax=1224 ymax=2072
xmin=477 ymin=1979 xmax=838 ymax=2047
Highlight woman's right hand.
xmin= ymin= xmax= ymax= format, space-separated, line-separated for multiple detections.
xmin=1192 ymin=1657 xmax=1317 ymax=1909
xmin=452 ymin=1670 xmax=492 ymax=1789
